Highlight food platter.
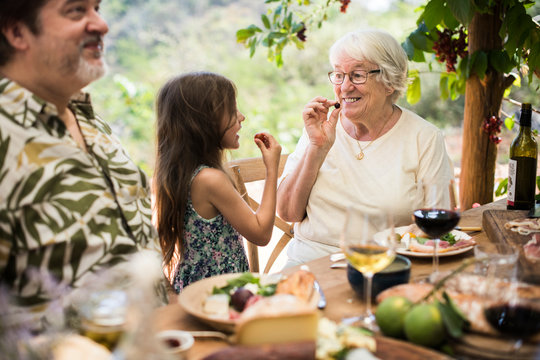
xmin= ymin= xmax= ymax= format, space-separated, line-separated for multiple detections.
xmin=177 ymin=272 xmax=318 ymax=333
xmin=396 ymin=244 xmax=474 ymax=258
xmin=374 ymin=226 xmax=474 ymax=258
xmin=178 ymin=273 xmax=258 ymax=333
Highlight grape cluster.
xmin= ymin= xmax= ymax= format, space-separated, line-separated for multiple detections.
xmin=432 ymin=27 xmax=468 ymax=72
xmin=340 ymin=0 xmax=351 ymax=13
xmin=483 ymin=115 xmax=502 ymax=144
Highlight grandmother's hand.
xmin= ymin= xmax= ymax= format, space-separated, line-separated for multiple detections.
xmin=302 ymin=96 xmax=341 ymax=151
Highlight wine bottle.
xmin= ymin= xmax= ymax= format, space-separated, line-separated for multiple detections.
xmin=507 ymin=103 xmax=538 ymax=210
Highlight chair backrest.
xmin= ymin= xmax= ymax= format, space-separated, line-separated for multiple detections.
xmin=226 ymin=154 xmax=293 ymax=273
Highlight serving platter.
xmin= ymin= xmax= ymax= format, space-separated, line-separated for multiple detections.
xmin=177 ymin=272 xmax=318 ymax=333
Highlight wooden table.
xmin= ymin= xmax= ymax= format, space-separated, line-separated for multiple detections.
xmin=154 ymin=199 xmax=540 ymax=359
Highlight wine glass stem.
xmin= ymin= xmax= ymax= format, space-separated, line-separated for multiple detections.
xmin=433 ymin=238 xmax=439 ymax=275
xmin=364 ymin=273 xmax=374 ymax=318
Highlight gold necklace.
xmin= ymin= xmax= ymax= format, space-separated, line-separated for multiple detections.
xmin=352 ymin=105 xmax=395 ymax=160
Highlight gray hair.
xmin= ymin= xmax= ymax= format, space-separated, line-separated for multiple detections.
xmin=329 ymin=29 xmax=408 ymax=102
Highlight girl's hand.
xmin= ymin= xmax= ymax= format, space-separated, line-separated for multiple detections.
xmin=302 ymin=96 xmax=341 ymax=150
xmin=254 ymin=132 xmax=281 ymax=169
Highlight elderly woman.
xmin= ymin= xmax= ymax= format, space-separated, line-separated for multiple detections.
xmin=277 ymin=29 xmax=453 ymax=267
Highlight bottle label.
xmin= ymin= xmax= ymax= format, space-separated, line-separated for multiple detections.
xmin=507 ymin=159 xmax=517 ymax=206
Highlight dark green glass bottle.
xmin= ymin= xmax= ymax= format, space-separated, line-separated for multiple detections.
xmin=507 ymin=103 xmax=538 ymax=210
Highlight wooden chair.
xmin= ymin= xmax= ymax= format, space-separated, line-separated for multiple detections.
xmin=226 ymin=154 xmax=293 ymax=273
xmin=450 ymin=179 xmax=458 ymax=211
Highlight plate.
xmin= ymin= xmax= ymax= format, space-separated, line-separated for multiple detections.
xmin=177 ymin=272 xmax=318 ymax=333
xmin=375 ymin=226 xmax=474 ymax=258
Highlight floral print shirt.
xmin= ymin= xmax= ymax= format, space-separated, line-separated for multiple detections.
xmin=173 ymin=165 xmax=249 ymax=293
xmin=0 ymin=78 xmax=158 ymax=312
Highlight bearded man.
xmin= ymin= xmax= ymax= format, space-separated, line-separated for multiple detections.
xmin=0 ymin=0 xmax=159 ymax=324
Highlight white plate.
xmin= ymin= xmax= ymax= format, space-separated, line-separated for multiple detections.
xmin=177 ymin=272 xmax=318 ymax=333
xmin=375 ymin=226 xmax=474 ymax=258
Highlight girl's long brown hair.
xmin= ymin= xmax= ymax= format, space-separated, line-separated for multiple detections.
xmin=154 ymin=72 xmax=237 ymax=278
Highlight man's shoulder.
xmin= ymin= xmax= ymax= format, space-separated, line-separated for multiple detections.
xmin=0 ymin=78 xmax=45 ymax=128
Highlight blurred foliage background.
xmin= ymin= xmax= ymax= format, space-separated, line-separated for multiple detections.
xmin=89 ymin=0 xmax=539 ymax=177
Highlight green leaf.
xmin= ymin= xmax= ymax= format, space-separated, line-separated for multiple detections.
xmin=261 ymin=14 xmax=271 ymax=29
xmin=447 ymin=0 xmax=473 ymax=25
xmin=291 ymin=36 xmax=305 ymax=50
xmin=291 ymin=22 xmax=304 ymax=33
xmin=213 ymin=272 xmax=259 ymax=295
xmin=489 ymin=50 xmax=514 ymax=73
xmin=442 ymin=5 xmax=460 ymax=29
xmin=406 ymin=70 xmax=421 ymax=104
xmin=268 ymin=31 xmax=286 ymax=40
xmin=276 ymin=51 xmax=283 ymax=67
xmin=402 ymin=38 xmax=416 ymax=60
xmin=284 ymin=13 xmax=293 ymax=29
xmin=527 ymin=40 xmax=540 ymax=74
xmin=468 ymin=51 xmax=487 ymax=79
xmin=249 ymin=39 xmax=257 ymax=57
xmin=504 ymin=115 xmax=515 ymax=131
xmin=409 ymin=25 xmax=434 ymax=52
xmin=455 ymin=75 xmax=466 ymax=98
xmin=440 ymin=232 xmax=456 ymax=245
xmin=436 ymin=292 xmax=470 ymax=338
xmin=503 ymin=5 xmax=531 ymax=56
xmin=236 ymin=28 xmax=255 ymax=43
xmin=495 ymin=178 xmax=508 ymax=196
xmin=472 ymin=51 xmax=488 ymax=79
xmin=439 ymin=74 xmax=449 ymax=100
xmin=423 ymin=0 xmax=444 ymax=30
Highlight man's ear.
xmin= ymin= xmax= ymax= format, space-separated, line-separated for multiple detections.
xmin=385 ymin=87 xmax=395 ymax=96
xmin=2 ymin=23 xmax=30 ymax=51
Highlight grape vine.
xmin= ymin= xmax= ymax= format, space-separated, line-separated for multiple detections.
xmin=432 ymin=27 xmax=468 ymax=73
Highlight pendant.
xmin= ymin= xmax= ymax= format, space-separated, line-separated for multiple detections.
xmin=356 ymin=151 xmax=364 ymax=160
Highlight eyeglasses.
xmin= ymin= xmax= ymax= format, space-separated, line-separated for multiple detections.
xmin=328 ymin=69 xmax=381 ymax=85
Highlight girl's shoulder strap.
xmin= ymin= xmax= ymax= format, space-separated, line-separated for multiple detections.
xmin=191 ymin=164 xmax=210 ymax=182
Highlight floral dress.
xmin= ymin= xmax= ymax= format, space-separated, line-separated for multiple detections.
xmin=172 ymin=165 xmax=249 ymax=293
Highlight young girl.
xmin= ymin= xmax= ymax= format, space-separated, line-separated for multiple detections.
xmin=154 ymin=72 xmax=282 ymax=293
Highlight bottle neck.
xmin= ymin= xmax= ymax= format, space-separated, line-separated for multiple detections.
xmin=519 ymin=108 xmax=532 ymax=128
xmin=519 ymin=122 xmax=532 ymax=134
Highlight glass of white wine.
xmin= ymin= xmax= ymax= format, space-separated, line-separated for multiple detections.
xmin=340 ymin=208 xmax=396 ymax=331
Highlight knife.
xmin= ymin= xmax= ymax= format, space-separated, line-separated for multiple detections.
xmin=313 ymin=280 xmax=327 ymax=309
xmin=300 ymin=265 xmax=326 ymax=309
xmin=455 ymin=226 xmax=482 ymax=232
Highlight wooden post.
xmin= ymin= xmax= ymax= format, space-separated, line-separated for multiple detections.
xmin=459 ymin=3 xmax=513 ymax=209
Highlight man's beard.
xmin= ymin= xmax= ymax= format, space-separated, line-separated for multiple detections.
xmin=75 ymin=54 xmax=107 ymax=84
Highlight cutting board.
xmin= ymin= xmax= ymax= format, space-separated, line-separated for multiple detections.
xmin=482 ymin=209 xmax=540 ymax=283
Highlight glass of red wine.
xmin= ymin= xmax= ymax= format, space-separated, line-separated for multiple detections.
xmin=482 ymin=265 xmax=540 ymax=353
xmin=413 ymin=181 xmax=459 ymax=282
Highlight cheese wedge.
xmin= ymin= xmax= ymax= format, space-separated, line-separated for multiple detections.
xmin=235 ymin=294 xmax=319 ymax=345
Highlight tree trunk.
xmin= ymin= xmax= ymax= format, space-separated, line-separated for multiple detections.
xmin=459 ymin=4 xmax=508 ymax=210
